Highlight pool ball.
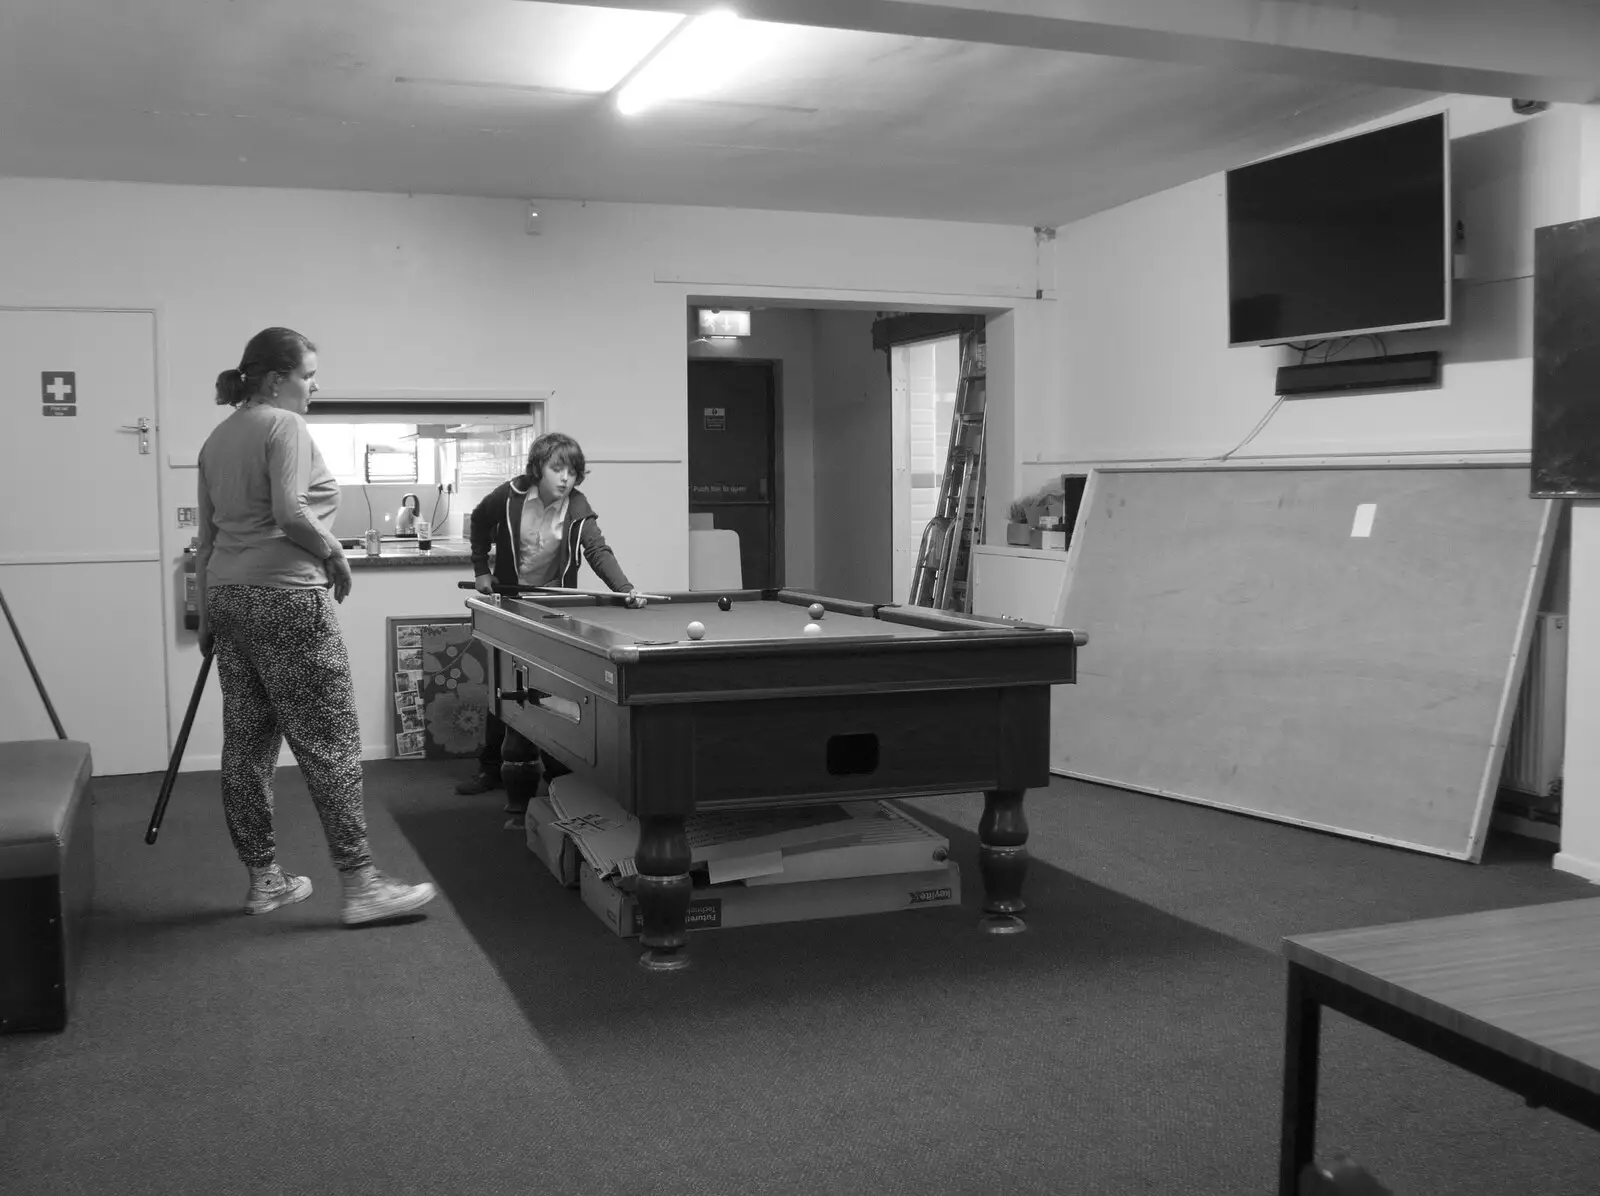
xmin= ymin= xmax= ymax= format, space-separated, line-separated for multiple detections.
xmin=686 ymin=621 xmax=706 ymax=640
xmin=807 ymin=603 xmax=825 ymax=619
xmin=717 ymin=596 xmax=732 ymax=611
xmin=803 ymin=622 xmax=822 ymax=636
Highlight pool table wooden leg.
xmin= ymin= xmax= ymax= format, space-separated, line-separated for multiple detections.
xmin=978 ymin=787 xmax=1028 ymax=934
xmin=635 ymin=813 xmax=693 ymax=972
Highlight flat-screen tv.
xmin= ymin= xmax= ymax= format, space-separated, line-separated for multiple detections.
xmin=1225 ymin=112 xmax=1451 ymax=348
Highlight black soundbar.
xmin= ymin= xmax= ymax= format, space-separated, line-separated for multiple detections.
xmin=1275 ymin=351 xmax=1441 ymax=397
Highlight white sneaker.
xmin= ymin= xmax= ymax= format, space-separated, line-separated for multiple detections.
xmin=340 ymin=865 xmax=437 ymax=926
xmin=244 ymin=865 xmax=314 ymax=915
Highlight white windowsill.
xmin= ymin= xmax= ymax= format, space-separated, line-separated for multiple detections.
xmin=976 ymin=544 xmax=1070 ymax=560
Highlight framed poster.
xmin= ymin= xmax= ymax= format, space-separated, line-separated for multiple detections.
xmin=385 ymin=615 xmax=493 ymax=760
xmin=1533 ymin=215 xmax=1600 ymax=498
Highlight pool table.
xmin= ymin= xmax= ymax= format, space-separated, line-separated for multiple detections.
xmin=464 ymin=587 xmax=1087 ymax=970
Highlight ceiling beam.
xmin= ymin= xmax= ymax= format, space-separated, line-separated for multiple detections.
xmin=526 ymin=0 xmax=1600 ymax=102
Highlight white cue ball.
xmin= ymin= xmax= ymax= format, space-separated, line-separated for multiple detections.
xmin=808 ymin=603 xmax=825 ymax=619
xmin=803 ymin=622 xmax=822 ymax=636
xmin=686 ymin=621 xmax=706 ymax=640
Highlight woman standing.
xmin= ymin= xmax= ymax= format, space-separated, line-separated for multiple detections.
xmin=196 ymin=326 xmax=436 ymax=925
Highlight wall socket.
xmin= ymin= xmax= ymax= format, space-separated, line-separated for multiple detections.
xmin=176 ymin=506 xmax=198 ymax=527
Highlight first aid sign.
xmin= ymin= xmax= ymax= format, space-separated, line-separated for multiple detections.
xmin=42 ymin=371 xmax=77 ymax=417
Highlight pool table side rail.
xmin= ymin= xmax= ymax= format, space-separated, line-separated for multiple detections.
xmin=612 ymin=640 xmax=1079 ymax=704
xmin=463 ymin=594 xmax=1085 ymax=658
xmin=467 ymin=597 xmax=1083 ymax=705
xmin=472 ymin=588 xmax=1084 ymax=638
xmin=471 ymin=614 xmax=621 ymax=702
xmin=495 ymin=588 xmax=875 ymax=617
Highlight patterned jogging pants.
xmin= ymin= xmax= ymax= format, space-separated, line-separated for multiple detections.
xmin=208 ymin=585 xmax=372 ymax=872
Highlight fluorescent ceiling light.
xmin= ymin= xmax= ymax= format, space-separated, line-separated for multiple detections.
xmin=615 ymin=9 xmax=744 ymax=117
xmin=557 ymin=9 xmax=684 ymax=93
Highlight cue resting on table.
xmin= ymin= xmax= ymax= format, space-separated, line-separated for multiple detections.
xmin=456 ymin=581 xmax=674 ymax=602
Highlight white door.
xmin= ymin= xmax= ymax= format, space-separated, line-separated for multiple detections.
xmin=0 ymin=309 xmax=169 ymax=774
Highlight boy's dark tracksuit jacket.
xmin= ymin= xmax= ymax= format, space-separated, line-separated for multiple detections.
xmin=467 ymin=478 xmax=631 ymax=592
xmin=467 ymin=478 xmax=631 ymax=777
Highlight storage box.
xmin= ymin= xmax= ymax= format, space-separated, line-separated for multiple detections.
xmin=547 ymin=774 xmax=942 ymax=885
xmin=579 ymin=859 xmax=962 ymax=937
xmin=523 ymin=796 xmax=583 ymax=888
xmin=1029 ymin=528 xmax=1068 ymax=551
xmin=743 ymin=801 xmax=950 ymax=886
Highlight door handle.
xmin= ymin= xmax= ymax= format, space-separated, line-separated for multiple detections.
xmin=119 ymin=417 xmax=152 ymax=455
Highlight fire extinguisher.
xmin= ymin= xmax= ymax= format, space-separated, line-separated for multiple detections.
xmin=182 ymin=537 xmax=200 ymax=631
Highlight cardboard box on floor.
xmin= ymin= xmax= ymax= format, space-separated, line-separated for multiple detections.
xmin=742 ymin=802 xmax=951 ymax=886
xmin=543 ymin=774 xmax=952 ymax=886
xmin=578 ymin=858 xmax=962 ymax=938
xmin=524 ymin=796 xmax=583 ymax=888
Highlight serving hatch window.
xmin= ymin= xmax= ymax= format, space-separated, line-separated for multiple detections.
xmin=304 ymin=397 xmax=547 ymax=539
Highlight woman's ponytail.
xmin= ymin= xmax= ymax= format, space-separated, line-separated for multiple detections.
xmin=214 ymin=367 xmax=248 ymax=407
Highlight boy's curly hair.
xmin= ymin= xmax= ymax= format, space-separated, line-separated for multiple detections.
xmin=526 ymin=432 xmax=587 ymax=486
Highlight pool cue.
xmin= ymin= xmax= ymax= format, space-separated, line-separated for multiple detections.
xmin=457 ymin=581 xmax=672 ymax=602
xmin=0 ymin=585 xmax=67 ymax=740
xmin=145 ymin=644 xmax=214 ymax=846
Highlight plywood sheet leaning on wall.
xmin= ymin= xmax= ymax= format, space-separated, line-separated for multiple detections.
xmin=1048 ymin=464 xmax=1556 ymax=861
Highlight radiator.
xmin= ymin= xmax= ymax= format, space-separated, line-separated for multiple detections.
xmin=1501 ymin=612 xmax=1567 ymax=798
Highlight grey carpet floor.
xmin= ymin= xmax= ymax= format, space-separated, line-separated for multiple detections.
xmin=2 ymin=761 xmax=1596 ymax=1196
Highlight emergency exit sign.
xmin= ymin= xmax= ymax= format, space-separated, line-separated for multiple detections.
xmin=697 ymin=309 xmax=750 ymax=337
xmin=42 ymin=371 xmax=77 ymax=417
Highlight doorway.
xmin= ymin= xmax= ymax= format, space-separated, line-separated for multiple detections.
xmin=889 ymin=335 xmax=961 ymax=604
xmin=682 ymin=301 xmax=996 ymax=605
xmin=688 ymin=359 xmax=779 ymax=588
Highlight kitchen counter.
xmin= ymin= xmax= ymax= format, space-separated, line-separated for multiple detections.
xmin=346 ymin=537 xmax=474 ymax=569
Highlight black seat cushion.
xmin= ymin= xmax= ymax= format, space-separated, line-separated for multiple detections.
xmin=0 ymin=741 xmax=94 ymax=881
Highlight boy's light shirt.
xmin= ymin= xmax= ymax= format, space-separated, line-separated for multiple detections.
xmin=518 ymin=491 xmax=569 ymax=585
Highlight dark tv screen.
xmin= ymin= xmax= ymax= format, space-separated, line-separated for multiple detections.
xmin=1226 ymin=112 xmax=1450 ymax=347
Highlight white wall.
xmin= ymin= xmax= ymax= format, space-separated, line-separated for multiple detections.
xmin=983 ymin=302 xmax=1064 ymax=541
xmin=688 ymin=306 xmax=818 ymax=587
xmin=813 ymin=310 xmax=894 ymax=602
xmin=1558 ymin=108 xmax=1600 ymax=882
xmin=1027 ymin=96 xmax=1583 ymax=476
xmin=1024 ymin=94 xmax=1600 ymax=881
xmin=0 ymin=178 xmax=1038 ymax=770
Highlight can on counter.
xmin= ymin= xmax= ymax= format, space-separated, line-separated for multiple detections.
xmin=363 ymin=529 xmax=381 ymax=557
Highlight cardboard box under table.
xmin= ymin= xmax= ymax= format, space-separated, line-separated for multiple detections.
xmin=524 ymin=795 xmax=584 ymax=888
xmin=580 ymin=860 xmax=962 ymax=938
xmin=545 ymin=774 xmax=952 ymax=881
xmin=540 ymin=774 xmax=961 ymax=935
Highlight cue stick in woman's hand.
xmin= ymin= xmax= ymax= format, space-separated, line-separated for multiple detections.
xmin=145 ymin=644 xmax=214 ymax=846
